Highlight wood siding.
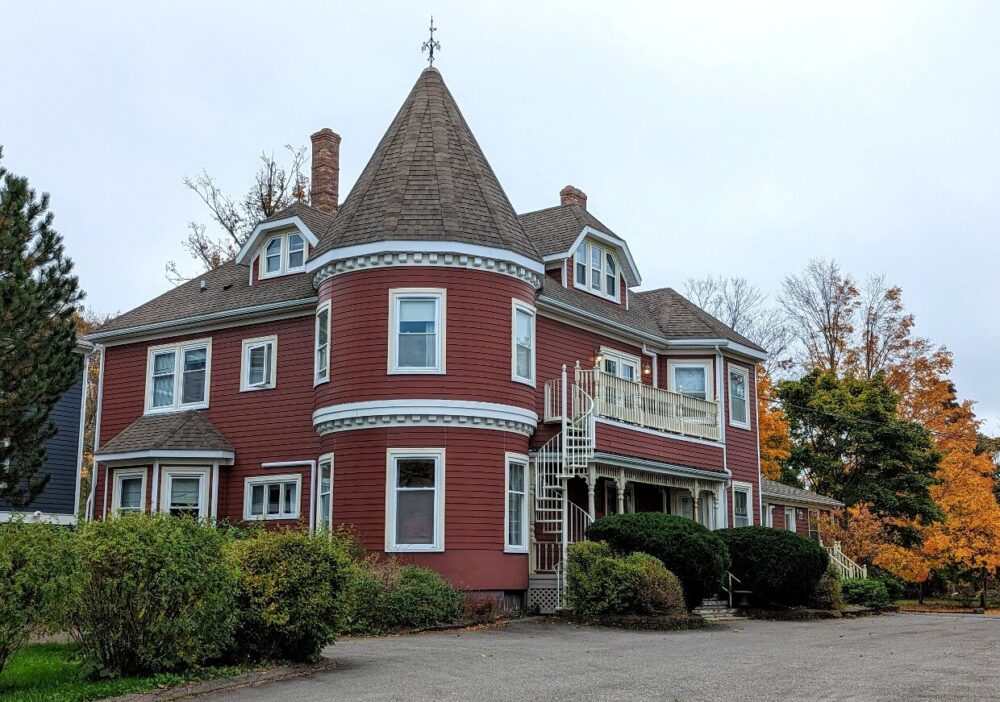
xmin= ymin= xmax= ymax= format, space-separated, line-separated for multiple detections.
xmin=723 ymin=357 xmax=761 ymax=525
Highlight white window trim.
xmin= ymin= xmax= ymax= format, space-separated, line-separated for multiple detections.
xmin=732 ymin=480 xmax=754 ymax=528
xmin=728 ymin=364 xmax=750 ymax=429
xmin=243 ymin=473 xmax=302 ymax=521
xmin=144 ymin=338 xmax=212 ymax=414
xmin=316 ymin=453 xmax=334 ymax=536
xmin=572 ymin=240 xmax=619 ymax=302
xmin=112 ymin=468 xmax=146 ymax=515
xmin=160 ymin=466 xmax=210 ymax=519
xmin=667 ymin=359 xmax=714 ymax=401
xmin=785 ymin=507 xmax=797 ymax=533
xmin=240 ymin=335 xmax=278 ymax=392
xmin=504 ymin=452 xmax=529 ymax=553
xmin=385 ymin=448 xmax=445 ymax=553
xmin=388 ymin=289 xmax=446 ymax=375
xmin=511 ymin=299 xmax=536 ymax=387
xmin=314 ymin=302 xmax=331 ymax=385
xmin=259 ymin=230 xmax=307 ymax=279
xmin=599 ymin=347 xmax=641 ymax=380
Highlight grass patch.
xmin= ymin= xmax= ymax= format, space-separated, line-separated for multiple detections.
xmin=0 ymin=643 xmax=252 ymax=702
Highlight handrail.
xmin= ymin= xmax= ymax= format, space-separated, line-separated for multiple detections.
xmin=574 ymin=367 xmax=720 ymax=441
xmin=825 ymin=541 xmax=868 ymax=579
xmin=721 ymin=570 xmax=742 ymax=608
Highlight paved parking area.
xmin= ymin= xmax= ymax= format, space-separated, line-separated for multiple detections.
xmin=204 ymin=614 xmax=999 ymax=701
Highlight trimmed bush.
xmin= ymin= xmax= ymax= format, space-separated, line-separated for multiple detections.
xmin=0 ymin=521 xmax=79 ymax=675
xmin=73 ymin=514 xmax=234 ymax=677
xmin=810 ymin=561 xmax=844 ymax=611
xmin=565 ymin=541 xmax=686 ymax=617
xmin=343 ymin=559 xmax=463 ymax=635
xmin=716 ymin=527 xmax=828 ymax=607
xmin=225 ymin=529 xmax=351 ymax=663
xmin=842 ymin=578 xmax=890 ymax=609
xmin=586 ymin=513 xmax=730 ymax=609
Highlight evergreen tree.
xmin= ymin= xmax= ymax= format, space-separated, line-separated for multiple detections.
xmin=776 ymin=370 xmax=940 ymax=536
xmin=0 ymin=148 xmax=83 ymax=505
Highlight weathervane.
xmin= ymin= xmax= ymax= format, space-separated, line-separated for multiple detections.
xmin=421 ymin=16 xmax=440 ymax=66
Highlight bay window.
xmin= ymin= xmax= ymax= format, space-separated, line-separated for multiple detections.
xmin=505 ymin=455 xmax=528 ymax=552
xmin=389 ymin=289 xmax=445 ymax=374
xmin=512 ymin=301 xmax=535 ymax=385
xmin=161 ymin=468 xmax=209 ymax=519
xmin=315 ymin=303 xmax=330 ymax=384
xmin=145 ymin=339 xmax=211 ymax=413
xmin=386 ymin=449 xmax=444 ymax=552
xmin=113 ymin=469 xmax=146 ymax=515
xmin=728 ymin=365 xmax=750 ymax=429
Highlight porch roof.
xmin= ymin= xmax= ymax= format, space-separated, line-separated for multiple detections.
xmin=592 ymin=451 xmax=730 ymax=485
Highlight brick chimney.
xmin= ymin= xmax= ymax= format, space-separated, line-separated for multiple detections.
xmin=310 ymin=128 xmax=341 ymax=214
xmin=560 ymin=185 xmax=587 ymax=209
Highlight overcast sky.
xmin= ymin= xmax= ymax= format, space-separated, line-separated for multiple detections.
xmin=4 ymin=1 xmax=998 ymax=429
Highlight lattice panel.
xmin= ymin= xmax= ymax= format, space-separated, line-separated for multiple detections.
xmin=528 ymin=586 xmax=560 ymax=614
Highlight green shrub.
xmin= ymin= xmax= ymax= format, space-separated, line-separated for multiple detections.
xmin=716 ymin=527 xmax=828 ymax=607
xmin=73 ymin=514 xmax=234 ymax=677
xmin=225 ymin=529 xmax=351 ymax=664
xmin=343 ymin=559 xmax=463 ymax=635
xmin=810 ymin=561 xmax=844 ymax=611
xmin=565 ymin=541 xmax=686 ymax=617
xmin=586 ymin=513 xmax=730 ymax=609
xmin=0 ymin=521 xmax=79 ymax=675
xmin=842 ymin=578 xmax=890 ymax=609
xmin=867 ymin=566 xmax=909 ymax=600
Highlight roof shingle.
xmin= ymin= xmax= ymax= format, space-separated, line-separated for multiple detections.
xmin=518 ymin=203 xmax=621 ymax=257
xmin=761 ymin=478 xmax=844 ymax=508
xmin=97 ymin=411 xmax=233 ymax=456
xmin=633 ymin=288 xmax=765 ymax=352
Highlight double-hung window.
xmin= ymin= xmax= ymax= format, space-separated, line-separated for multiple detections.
xmin=733 ymin=483 xmax=753 ymax=528
xmin=146 ymin=339 xmax=211 ymax=413
xmin=241 ymin=336 xmax=277 ymax=391
xmin=389 ymin=289 xmax=445 ymax=374
xmin=260 ymin=230 xmax=307 ymax=278
xmin=670 ymin=360 xmax=712 ymax=402
xmin=512 ymin=301 xmax=536 ymax=385
xmin=161 ymin=468 xmax=209 ymax=519
xmin=317 ymin=455 xmax=333 ymax=535
xmin=784 ymin=507 xmax=797 ymax=533
xmin=505 ymin=455 xmax=528 ymax=552
xmin=113 ymin=469 xmax=146 ymax=515
xmin=386 ymin=449 xmax=444 ymax=552
xmin=244 ymin=474 xmax=301 ymax=520
xmin=728 ymin=365 xmax=750 ymax=429
xmin=573 ymin=241 xmax=618 ymax=301
xmin=315 ymin=303 xmax=330 ymax=384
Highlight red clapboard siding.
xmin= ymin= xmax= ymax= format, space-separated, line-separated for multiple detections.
xmin=595 ymin=421 xmax=725 ymax=472
xmin=723 ymin=357 xmax=761 ymax=525
xmin=95 ymin=315 xmax=321 ymax=522
xmin=316 ymin=267 xmax=536 ymax=410
xmin=322 ymin=425 xmax=529 ymax=590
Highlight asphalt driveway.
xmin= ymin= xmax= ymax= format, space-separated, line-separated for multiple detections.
xmin=204 ymin=614 xmax=998 ymax=702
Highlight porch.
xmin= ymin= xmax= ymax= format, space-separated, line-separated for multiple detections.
xmin=544 ymin=365 xmax=721 ymax=441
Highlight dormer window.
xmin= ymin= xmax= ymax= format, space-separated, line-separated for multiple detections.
xmin=574 ymin=241 xmax=618 ymax=301
xmin=260 ymin=230 xmax=307 ymax=278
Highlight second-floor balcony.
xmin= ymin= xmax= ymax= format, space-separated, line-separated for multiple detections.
xmin=545 ymin=365 xmax=721 ymax=442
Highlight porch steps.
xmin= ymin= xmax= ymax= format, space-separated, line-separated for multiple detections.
xmin=693 ymin=597 xmax=744 ymax=622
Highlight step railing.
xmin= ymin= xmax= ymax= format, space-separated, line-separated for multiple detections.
xmin=825 ymin=541 xmax=868 ymax=579
xmin=721 ymin=570 xmax=742 ymax=609
xmin=573 ymin=367 xmax=720 ymax=441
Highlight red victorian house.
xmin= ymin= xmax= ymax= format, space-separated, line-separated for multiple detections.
xmin=87 ymin=68 xmax=773 ymax=611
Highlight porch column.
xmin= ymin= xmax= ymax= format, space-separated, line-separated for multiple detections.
xmin=586 ymin=465 xmax=597 ymax=521
xmin=616 ymin=469 xmax=626 ymax=515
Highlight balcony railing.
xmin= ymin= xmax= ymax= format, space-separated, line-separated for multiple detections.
xmin=569 ymin=367 xmax=720 ymax=441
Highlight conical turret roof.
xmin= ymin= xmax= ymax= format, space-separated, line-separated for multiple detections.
xmin=311 ymin=68 xmax=539 ymax=261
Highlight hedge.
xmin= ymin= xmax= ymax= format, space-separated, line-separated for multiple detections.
xmin=716 ymin=527 xmax=828 ymax=607
xmin=343 ymin=559 xmax=463 ymax=635
xmin=586 ymin=513 xmax=730 ymax=609
xmin=810 ymin=561 xmax=844 ymax=611
xmin=565 ymin=541 xmax=686 ymax=617
xmin=842 ymin=578 xmax=890 ymax=609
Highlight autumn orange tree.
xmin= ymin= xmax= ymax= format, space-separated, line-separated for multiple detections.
xmin=757 ymin=370 xmax=790 ymax=480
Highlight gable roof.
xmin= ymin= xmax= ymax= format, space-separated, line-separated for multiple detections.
xmin=96 ymin=410 xmax=234 ymax=458
xmin=633 ymin=288 xmax=765 ymax=352
xmin=235 ymin=201 xmax=336 ymax=265
xmin=310 ymin=67 xmax=539 ymax=262
xmin=761 ymin=478 xmax=844 ymax=509
xmin=261 ymin=201 xmax=336 ymax=237
xmin=90 ymin=261 xmax=315 ymax=339
xmin=518 ymin=203 xmax=622 ymax=257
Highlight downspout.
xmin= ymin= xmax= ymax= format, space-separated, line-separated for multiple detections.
xmin=86 ymin=344 xmax=106 ymax=521
xmin=752 ymin=363 xmax=764 ymax=526
xmin=641 ymin=344 xmax=658 ymax=387
xmin=262 ymin=460 xmax=318 ymax=533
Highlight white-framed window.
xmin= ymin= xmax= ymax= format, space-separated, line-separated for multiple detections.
xmin=113 ymin=468 xmax=146 ymax=515
xmin=698 ymin=491 xmax=716 ymax=530
xmin=511 ymin=300 xmax=536 ymax=386
xmin=259 ymin=230 xmax=307 ymax=278
xmin=317 ymin=455 xmax=333 ymax=535
xmin=161 ymin=467 xmax=210 ymax=519
xmin=733 ymin=481 xmax=753 ymax=528
xmin=386 ymin=449 xmax=444 ymax=552
xmin=240 ymin=336 xmax=277 ymax=391
xmin=315 ymin=303 xmax=330 ymax=384
xmin=668 ymin=360 xmax=714 ymax=401
xmin=728 ymin=364 xmax=750 ymax=429
xmin=505 ymin=453 xmax=529 ymax=552
xmin=145 ymin=339 xmax=212 ymax=413
xmin=243 ymin=474 xmax=301 ymax=520
xmin=600 ymin=348 xmax=640 ymax=381
xmin=573 ymin=241 xmax=618 ymax=301
xmin=388 ymin=289 xmax=446 ymax=374
xmin=785 ymin=507 xmax=797 ymax=533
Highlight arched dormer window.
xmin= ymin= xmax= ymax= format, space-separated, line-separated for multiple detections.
xmin=260 ymin=230 xmax=307 ymax=279
xmin=573 ymin=240 xmax=619 ymax=301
